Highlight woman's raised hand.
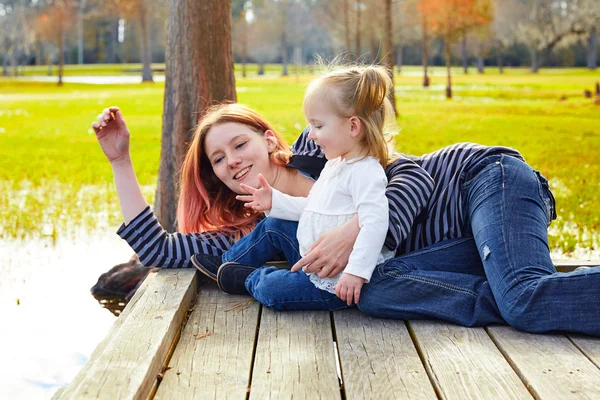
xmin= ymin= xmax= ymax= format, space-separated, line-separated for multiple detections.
xmin=91 ymin=106 xmax=131 ymax=164
xmin=237 ymin=174 xmax=273 ymax=212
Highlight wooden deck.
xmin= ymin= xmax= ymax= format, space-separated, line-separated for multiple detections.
xmin=57 ymin=261 xmax=600 ymax=400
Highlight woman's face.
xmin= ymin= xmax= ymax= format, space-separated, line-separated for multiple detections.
xmin=204 ymin=122 xmax=276 ymax=194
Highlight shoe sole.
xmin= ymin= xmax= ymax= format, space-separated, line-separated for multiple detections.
xmin=190 ymin=255 xmax=218 ymax=282
xmin=217 ymin=262 xmax=255 ymax=295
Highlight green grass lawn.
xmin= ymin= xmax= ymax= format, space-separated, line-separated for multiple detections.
xmin=1 ymin=66 xmax=599 ymax=255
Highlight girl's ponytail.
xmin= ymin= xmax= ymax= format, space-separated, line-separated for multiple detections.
xmin=354 ymin=66 xmax=392 ymax=117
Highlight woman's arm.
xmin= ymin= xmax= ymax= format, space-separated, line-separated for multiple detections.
xmin=94 ymin=107 xmax=235 ymax=268
xmin=117 ymin=206 xmax=235 ymax=268
xmin=92 ymin=106 xmax=148 ymax=224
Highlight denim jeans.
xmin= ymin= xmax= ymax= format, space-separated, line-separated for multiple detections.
xmin=358 ymin=154 xmax=600 ymax=335
xmin=222 ymin=218 xmax=349 ymax=311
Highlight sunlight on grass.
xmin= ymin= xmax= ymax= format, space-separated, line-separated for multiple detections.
xmin=1 ymin=67 xmax=599 ymax=255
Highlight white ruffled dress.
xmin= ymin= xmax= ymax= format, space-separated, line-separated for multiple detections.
xmin=269 ymin=156 xmax=394 ymax=294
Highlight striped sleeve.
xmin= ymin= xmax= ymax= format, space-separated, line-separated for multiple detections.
xmin=383 ymin=157 xmax=435 ymax=252
xmin=290 ymin=126 xmax=324 ymax=158
xmin=116 ymin=206 xmax=235 ymax=268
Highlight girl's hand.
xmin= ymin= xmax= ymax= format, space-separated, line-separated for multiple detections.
xmin=237 ymin=174 xmax=273 ymax=212
xmin=91 ymin=106 xmax=131 ymax=164
xmin=291 ymin=216 xmax=359 ymax=278
xmin=334 ymin=273 xmax=365 ymax=305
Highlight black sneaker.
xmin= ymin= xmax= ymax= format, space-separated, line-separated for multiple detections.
xmin=190 ymin=253 xmax=223 ymax=282
xmin=216 ymin=262 xmax=256 ymax=295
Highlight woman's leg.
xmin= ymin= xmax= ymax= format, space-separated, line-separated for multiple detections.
xmin=466 ymin=154 xmax=600 ymax=335
xmin=223 ymin=218 xmax=302 ymax=266
xmin=246 ymin=267 xmax=350 ymax=311
xmin=358 ymin=237 xmax=506 ymax=326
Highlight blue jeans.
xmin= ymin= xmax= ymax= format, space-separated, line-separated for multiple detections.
xmin=359 ymin=155 xmax=600 ymax=335
xmin=222 ymin=218 xmax=349 ymax=311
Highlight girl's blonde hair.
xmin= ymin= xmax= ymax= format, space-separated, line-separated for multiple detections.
xmin=303 ymin=63 xmax=397 ymax=168
xmin=177 ymin=103 xmax=291 ymax=240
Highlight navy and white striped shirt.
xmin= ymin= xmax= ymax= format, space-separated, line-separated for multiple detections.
xmin=117 ymin=129 xmax=524 ymax=268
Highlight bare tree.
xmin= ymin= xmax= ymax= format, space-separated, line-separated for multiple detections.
xmin=155 ymin=0 xmax=236 ymax=231
xmin=588 ymin=25 xmax=597 ymax=70
xmin=516 ymin=0 xmax=599 ymax=72
xmin=382 ymin=0 xmax=396 ymax=114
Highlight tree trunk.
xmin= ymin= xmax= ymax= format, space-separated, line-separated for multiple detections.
xmin=530 ymin=46 xmax=540 ymax=73
xmin=355 ymin=0 xmax=361 ymax=58
xmin=477 ymin=43 xmax=484 ymax=74
xmin=445 ymin=36 xmax=452 ymax=99
xmin=2 ymin=53 xmax=8 ymax=76
xmin=281 ymin=0 xmax=288 ymax=76
xmin=108 ymin=19 xmax=119 ymax=63
xmin=588 ymin=26 xmax=597 ymax=70
xmin=47 ymin=52 xmax=52 ymax=76
xmin=396 ymin=44 xmax=403 ymax=74
xmin=421 ymin=13 xmax=429 ymax=87
xmin=258 ymin=63 xmax=264 ymax=75
xmin=497 ymin=43 xmax=503 ymax=74
xmin=241 ymin=11 xmax=247 ymax=78
xmin=156 ymin=0 xmax=237 ymax=232
xmin=77 ymin=0 xmax=87 ymax=64
xmin=461 ymin=32 xmax=468 ymax=74
xmin=58 ymin=28 xmax=65 ymax=86
xmin=382 ymin=0 xmax=396 ymax=116
xmin=139 ymin=0 xmax=154 ymax=82
xmin=344 ymin=0 xmax=351 ymax=54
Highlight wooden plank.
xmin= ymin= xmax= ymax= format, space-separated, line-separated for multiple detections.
xmin=488 ymin=326 xmax=600 ymax=399
xmin=333 ymin=309 xmax=437 ymax=399
xmin=155 ymin=285 xmax=260 ymax=399
xmin=409 ymin=321 xmax=531 ymax=400
xmin=554 ymin=261 xmax=600 ymax=272
xmin=59 ymin=269 xmax=197 ymax=400
xmin=249 ymin=309 xmax=340 ymax=399
xmin=569 ymin=334 xmax=600 ymax=369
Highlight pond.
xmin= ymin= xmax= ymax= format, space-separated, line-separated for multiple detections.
xmin=0 ymin=232 xmax=134 ymax=399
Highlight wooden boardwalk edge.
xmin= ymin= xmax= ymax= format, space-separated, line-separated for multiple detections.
xmin=58 ymin=269 xmax=197 ymax=400
xmin=57 ymin=260 xmax=600 ymax=399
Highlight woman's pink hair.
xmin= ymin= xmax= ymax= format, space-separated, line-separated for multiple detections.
xmin=177 ymin=103 xmax=291 ymax=240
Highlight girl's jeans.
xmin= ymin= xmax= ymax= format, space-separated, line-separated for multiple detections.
xmin=222 ymin=218 xmax=349 ymax=311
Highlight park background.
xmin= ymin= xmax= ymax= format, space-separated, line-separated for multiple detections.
xmin=1 ymin=0 xmax=599 ymax=399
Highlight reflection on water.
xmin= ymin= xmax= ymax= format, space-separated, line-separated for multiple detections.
xmin=0 ymin=231 xmax=134 ymax=399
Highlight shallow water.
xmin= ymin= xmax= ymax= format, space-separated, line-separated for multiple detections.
xmin=0 ymin=231 xmax=134 ymax=399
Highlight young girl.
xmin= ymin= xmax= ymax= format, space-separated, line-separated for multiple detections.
xmin=193 ymin=65 xmax=397 ymax=310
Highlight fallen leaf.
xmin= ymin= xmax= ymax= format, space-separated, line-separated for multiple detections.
xmin=196 ymin=330 xmax=214 ymax=339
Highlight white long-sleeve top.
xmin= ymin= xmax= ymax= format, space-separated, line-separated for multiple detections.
xmin=269 ymin=156 xmax=393 ymax=293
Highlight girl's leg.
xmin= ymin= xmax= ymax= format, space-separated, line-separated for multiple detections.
xmin=246 ymin=267 xmax=350 ymax=311
xmin=358 ymin=237 xmax=505 ymax=326
xmin=466 ymin=154 xmax=600 ymax=335
xmin=223 ymin=218 xmax=302 ymax=266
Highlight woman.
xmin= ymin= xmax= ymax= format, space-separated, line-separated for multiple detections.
xmin=93 ymin=103 xmax=600 ymax=336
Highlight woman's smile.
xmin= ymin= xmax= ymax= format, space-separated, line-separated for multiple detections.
xmin=234 ymin=165 xmax=252 ymax=180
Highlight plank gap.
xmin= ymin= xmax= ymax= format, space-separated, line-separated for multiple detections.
xmin=148 ymin=286 xmax=201 ymax=400
xmin=405 ymin=320 xmax=445 ymax=400
xmin=245 ymin=304 xmax=264 ymax=400
xmin=567 ymin=335 xmax=600 ymax=370
xmin=484 ymin=326 xmax=540 ymax=400
xmin=330 ymin=312 xmax=347 ymax=400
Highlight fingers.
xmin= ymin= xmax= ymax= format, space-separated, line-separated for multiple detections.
xmin=291 ymin=251 xmax=317 ymax=272
xmin=354 ymin=286 xmax=361 ymax=304
xmin=257 ymin=174 xmax=270 ymax=189
xmin=236 ymin=194 xmax=254 ymax=202
xmin=239 ymin=183 xmax=257 ymax=194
